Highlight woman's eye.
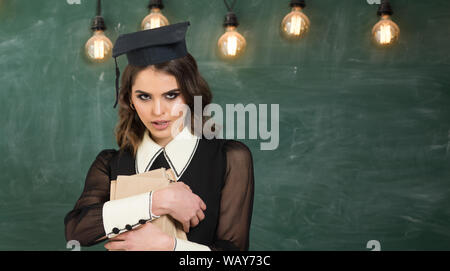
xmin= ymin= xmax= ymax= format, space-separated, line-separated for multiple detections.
xmin=138 ymin=94 xmax=150 ymax=100
xmin=166 ymin=93 xmax=180 ymax=100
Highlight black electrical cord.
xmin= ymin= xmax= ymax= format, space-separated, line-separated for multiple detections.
xmin=92 ymin=0 xmax=106 ymax=31
xmin=223 ymin=0 xmax=239 ymax=27
xmin=377 ymin=0 xmax=393 ymax=16
xmin=290 ymin=0 xmax=306 ymax=8
xmin=148 ymin=0 xmax=164 ymax=10
xmin=223 ymin=0 xmax=237 ymax=12
xmin=96 ymin=0 xmax=101 ymax=16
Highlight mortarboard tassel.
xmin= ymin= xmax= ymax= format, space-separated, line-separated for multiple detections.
xmin=113 ymin=57 xmax=120 ymax=108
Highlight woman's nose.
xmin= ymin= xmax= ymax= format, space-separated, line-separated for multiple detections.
xmin=152 ymin=99 xmax=163 ymax=116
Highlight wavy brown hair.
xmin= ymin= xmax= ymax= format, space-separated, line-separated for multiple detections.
xmin=114 ymin=53 xmax=213 ymax=156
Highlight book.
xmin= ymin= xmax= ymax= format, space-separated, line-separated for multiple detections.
xmin=110 ymin=167 xmax=187 ymax=240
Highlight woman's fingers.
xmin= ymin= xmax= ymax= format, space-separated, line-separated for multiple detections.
xmin=183 ymin=221 xmax=190 ymax=233
xmin=197 ymin=209 xmax=205 ymax=221
xmin=189 ymin=210 xmax=204 ymax=229
xmin=190 ymin=216 xmax=200 ymax=228
xmin=104 ymin=240 xmax=127 ymax=251
xmin=199 ymin=199 xmax=206 ymax=211
xmin=165 ymin=181 xmax=207 ymax=232
xmin=194 ymin=194 xmax=207 ymax=211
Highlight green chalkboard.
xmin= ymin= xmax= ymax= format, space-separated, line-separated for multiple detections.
xmin=0 ymin=0 xmax=449 ymax=250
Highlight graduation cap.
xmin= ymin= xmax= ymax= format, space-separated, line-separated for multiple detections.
xmin=112 ymin=21 xmax=190 ymax=108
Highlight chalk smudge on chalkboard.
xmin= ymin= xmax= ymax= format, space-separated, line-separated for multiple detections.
xmin=34 ymin=20 xmax=44 ymax=27
xmin=71 ymin=75 xmax=88 ymax=91
xmin=430 ymin=144 xmax=448 ymax=152
xmin=290 ymin=127 xmax=305 ymax=150
xmin=400 ymin=216 xmax=422 ymax=224
xmin=114 ymin=23 xmax=124 ymax=34
xmin=0 ymin=37 xmax=20 ymax=48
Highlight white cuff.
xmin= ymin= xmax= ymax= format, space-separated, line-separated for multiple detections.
xmin=149 ymin=191 xmax=160 ymax=220
xmin=174 ymin=238 xmax=211 ymax=251
xmin=102 ymin=192 xmax=151 ymax=238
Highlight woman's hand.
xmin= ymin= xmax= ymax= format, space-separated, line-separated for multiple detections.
xmin=104 ymin=222 xmax=174 ymax=251
xmin=152 ymin=182 xmax=206 ymax=232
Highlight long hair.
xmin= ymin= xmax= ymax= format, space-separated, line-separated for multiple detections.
xmin=114 ymin=53 xmax=213 ymax=156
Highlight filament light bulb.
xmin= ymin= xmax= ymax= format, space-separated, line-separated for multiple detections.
xmin=85 ymin=30 xmax=113 ymax=63
xmin=141 ymin=7 xmax=169 ymax=30
xmin=372 ymin=15 xmax=400 ymax=46
xmin=281 ymin=6 xmax=310 ymax=40
xmin=218 ymin=26 xmax=246 ymax=59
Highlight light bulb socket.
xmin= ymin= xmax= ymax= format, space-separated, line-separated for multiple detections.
xmin=223 ymin=11 xmax=239 ymax=27
xmin=148 ymin=0 xmax=164 ymax=10
xmin=377 ymin=0 xmax=393 ymax=16
xmin=91 ymin=15 xmax=106 ymax=31
xmin=290 ymin=0 xmax=306 ymax=8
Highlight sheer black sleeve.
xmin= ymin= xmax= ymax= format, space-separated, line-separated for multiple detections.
xmin=64 ymin=149 xmax=116 ymax=246
xmin=211 ymin=140 xmax=255 ymax=251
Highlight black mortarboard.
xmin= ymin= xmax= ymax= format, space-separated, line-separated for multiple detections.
xmin=112 ymin=21 xmax=190 ymax=108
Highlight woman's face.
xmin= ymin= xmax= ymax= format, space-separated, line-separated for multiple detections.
xmin=131 ymin=66 xmax=186 ymax=145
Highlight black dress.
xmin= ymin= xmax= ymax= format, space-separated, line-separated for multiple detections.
xmin=64 ymin=135 xmax=254 ymax=251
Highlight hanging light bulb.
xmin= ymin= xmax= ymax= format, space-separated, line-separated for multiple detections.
xmin=218 ymin=13 xmax=246 ymax=59
xmin=281 ymin=0 xmax=310 ymax=40
xmin=372 ymin=0 xmax=400 ymax=47
xmin=85 ymin=30 xmax=113 ymax=62
xmin=218 ymin=4 xmax=246 ymax=60
xmin=85 ymin=0 xmax=113 ymax=63
xmin=141 ymin=0 xmax=169 ymax=30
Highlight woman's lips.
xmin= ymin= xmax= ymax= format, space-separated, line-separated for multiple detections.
xmin=151 ymin=120 xmax=170 ymax=130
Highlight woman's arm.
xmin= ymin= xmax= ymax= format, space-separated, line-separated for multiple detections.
xmin=65 ymin=149 xmax=165 ymax=245
xmin=211 ymin=140 xmax=255 ymax=251
xmin=103 ymin=182 xmax=210 ymax=251
xmin=64 ymin=149 xmax=115 ymax=246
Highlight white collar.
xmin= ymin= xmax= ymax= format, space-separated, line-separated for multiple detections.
xmin=135 ymin=126 xmax=200 ymax=180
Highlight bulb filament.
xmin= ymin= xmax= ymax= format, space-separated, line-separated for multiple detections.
xmin=94 ymin=40 xmax=105 ymax=59
xmin=379 ymin=24 xmax=392 ymax=44
xmin=148 ymin=17 xmax=161 ymax=29
xmin=227 ymin=35 xmax=238 ymax=56
xmin=290 ymin=15 xmax=303 ymax=35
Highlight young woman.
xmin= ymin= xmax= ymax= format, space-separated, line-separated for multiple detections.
xmin=64 ymin=22 xmax=254 ymax=251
